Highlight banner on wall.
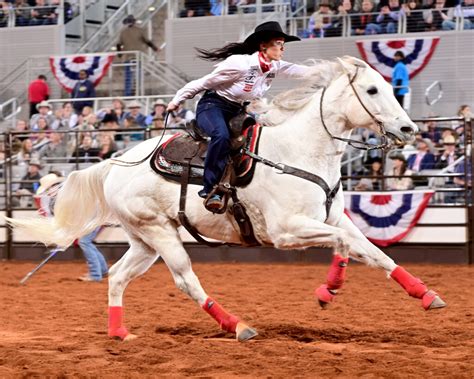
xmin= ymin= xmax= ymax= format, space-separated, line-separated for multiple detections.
xmin=49 ymin=54 xmax=114 ymax=93
xmin=356 ymin=37 xmax=440 ymax=81
xmin=344 ymin=190 xmax=434 ymax=247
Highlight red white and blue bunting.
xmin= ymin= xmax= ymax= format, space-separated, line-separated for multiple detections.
xmin=356 ymin=37 xmax=440 ymax=81
xmin=49 ymin=54 xmax=114 ymax=93
xmin=344 ymin=190 xmax=434 ymax=247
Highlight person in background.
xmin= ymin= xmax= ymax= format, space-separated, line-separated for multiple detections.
xmin=355 ymin=157 xmax=384 ymax=190
xmin=52 ymin=102 xmax=79 ymax=130
xmin=17 ymin=138 xmax=39 ymax=164
xmin=30 ymin=101 xmax=55 ymax=130
xmin=352 ymin=0 xmax=377 ymax=35
xmin=34 ymin=172 xmax=109 ymax=282
xmin=117 ymin=15 xmax=159 ymax=96
xmin=308 ymin=1 xmax=336 ymax=37
xmin=98 ymin=134 xmax=117 ymax=160
xmin=402 ymin=0 xmax=426 ymax=32
xmin=16 ymin=158 xmax=42 ymax=207
xmin=71 ymin=70 xmax=96 ymax=114
xmin=392 ymin=51 xmax=409 ymax=107
xmin=28 ymin=75 xmax=50 ymax=118
xmin=444 ymin=0 xmax=474 ymax=30
xmin=421 ymin=119 xmax=443 ymax=145
xmin=435 ymin=134 xmax=459 ymax=170
xmin=425 ymin=0 xmax=454 ymax=31
xmin=407 ymin=138 xmax=435 ymax=187
xmin=145 ymin=99 xmax=167 ymax=126
xmin=168 ymin=103 xmax=195 ymax=129
xmin=123 ymin=100 xmax=147 ymax=141
xmin=386 ymin=153 xmax=413 ymax=190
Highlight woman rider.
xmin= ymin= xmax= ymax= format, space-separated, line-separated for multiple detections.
xmin=167 ymin=21 xmax=311 ymax=211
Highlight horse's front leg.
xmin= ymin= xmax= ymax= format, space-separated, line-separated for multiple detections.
xmin=268 ymin=215 xmax=354 ymax=308
xmin=336 ymin=213 xmax=447 ymax=311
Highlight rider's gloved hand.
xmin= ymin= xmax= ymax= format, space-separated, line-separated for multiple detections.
xmin=167 ymin=102 xmax=179 ymax=112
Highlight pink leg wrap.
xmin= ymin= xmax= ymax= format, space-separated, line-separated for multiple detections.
xmin=108 ymin=306 xmax=130 ymax=340
xmin=391 ymin=266 xmax=428 ymax=299
xmin=202 ymin=297 xmax=240 ymax=333
xmin=326 ymin=254 xmax=349 ymax=290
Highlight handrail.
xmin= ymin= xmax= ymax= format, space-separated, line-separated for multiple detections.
xmin=0 ymin=98 xmax=21 ymax=122
xmin=425 ymin=81 xmax=443 ymax=106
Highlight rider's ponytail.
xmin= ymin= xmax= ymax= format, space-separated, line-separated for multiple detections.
xmin=195 ymin=42 xmax=259 ymax=61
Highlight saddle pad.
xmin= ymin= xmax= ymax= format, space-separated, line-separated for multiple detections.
xmin=150 ymin=124 xmax=263 ymax=187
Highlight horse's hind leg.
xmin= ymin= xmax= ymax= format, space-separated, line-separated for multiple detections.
xmin=108 ymin=236 xmax=160 ymax=340
xmin=140 ymin=223 xmax=258 ymax=342
xmin=315 ymin=239 xmax=350 ymax=308
xmin=337 ymin=213 xmax=446 ymax=310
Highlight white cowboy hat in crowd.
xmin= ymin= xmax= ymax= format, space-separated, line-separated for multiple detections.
xmin=29 ymin=158 xmax=43 ymax=169
xmin=127 ymin=100 xmax=142 ymax=109
xmin=36 ymin=101 xmax=52 ymax=111
xmin=36 ymin=173 xmax=65 ymax=195
xmin=153 ymin=99 xmax=167 ymax=107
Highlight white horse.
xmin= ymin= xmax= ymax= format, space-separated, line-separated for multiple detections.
xmin=8 ymin=57 xmax=446 ymax=342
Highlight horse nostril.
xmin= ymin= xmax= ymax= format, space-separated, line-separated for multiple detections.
xmin=401 ymin=126 xmax=414 ymax=134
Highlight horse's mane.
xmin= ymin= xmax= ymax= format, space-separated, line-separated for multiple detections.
xmin=252 ymin=59 xmax=343 ymax=126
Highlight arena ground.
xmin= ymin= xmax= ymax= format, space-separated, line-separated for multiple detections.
xmin=0 ymin=261 xmax=473 ymax=378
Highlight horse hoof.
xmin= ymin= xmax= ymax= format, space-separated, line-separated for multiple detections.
xmin=236 ymin=322 xmax=258 ymax=342
xmin=123 ymin=333 xmax=138 ymax=341
xmin=315 ymin=284 xmax=336 ymax=309
xmin=422 ymin=290 xmax=447 ymax=310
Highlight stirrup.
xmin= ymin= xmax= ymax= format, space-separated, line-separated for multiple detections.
xmin=204 ymin=194 xmax=225 ymax=214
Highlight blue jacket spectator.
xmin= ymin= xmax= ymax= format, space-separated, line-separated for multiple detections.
xmin=407 ymin=139 xmax=436 ymax=172
xmin=71 ymin=70 xmax=96 ymax=114
xmin=124 ymin=100 xmax=147 ymax=141
xmin=392 ymin=51 xmax=409 ymax=106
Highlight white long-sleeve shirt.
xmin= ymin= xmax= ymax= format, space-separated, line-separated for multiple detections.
xmin=171 ymin=51 xmax=309 ymax=106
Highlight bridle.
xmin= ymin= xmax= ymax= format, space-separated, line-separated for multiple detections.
xmin=319 ymin=65 xmax=390 ymax=151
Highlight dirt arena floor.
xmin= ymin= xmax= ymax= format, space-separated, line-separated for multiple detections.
xmin=0 ymin=261 xmax=473 ymax=378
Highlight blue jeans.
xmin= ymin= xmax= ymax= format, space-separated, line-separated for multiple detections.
xmin=78 ymin=227 xmax=108 ymax=281
xmin=124 ymin=60 xmax=137 ymax=97
xmin=196 ymin=91 xmax=242 ymax=193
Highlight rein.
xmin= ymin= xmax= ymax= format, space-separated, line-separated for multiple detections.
xmin=109 ymin=111 xmax=172 ymax=167
xmin=319 ymin=66 xmax=390 ymax=151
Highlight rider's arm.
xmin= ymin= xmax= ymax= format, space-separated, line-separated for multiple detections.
xmin=277 ymin=60 xmax=311 ymax=79
xmin=170 ymin=56 xmax=244 ymax=106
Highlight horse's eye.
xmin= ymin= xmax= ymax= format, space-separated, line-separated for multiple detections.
xmin=367 ymin=86 xmax=378 ymax=95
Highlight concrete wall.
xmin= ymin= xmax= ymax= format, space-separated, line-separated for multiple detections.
xmin=0 ymin=25 xmax=64 ymax=79
xmin=166 ymin=15 xmax=474 ymax=118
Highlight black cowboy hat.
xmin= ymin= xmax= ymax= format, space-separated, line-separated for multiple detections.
xmin=244 ymin=21 xmax=300 ymax=46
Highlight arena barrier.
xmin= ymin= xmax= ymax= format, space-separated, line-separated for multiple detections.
xmin=0 ymin=116 xmax=472 ymax=263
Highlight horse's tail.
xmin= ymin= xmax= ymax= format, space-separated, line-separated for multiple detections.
xmin=6 ymin=160 xmax=113 ymax=248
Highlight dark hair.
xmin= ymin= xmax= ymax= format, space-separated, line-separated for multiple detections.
xmin=195 ymin=41 xmax=260 ymax=62
xmin=394 ymin=50 xmax=405 ymax=59
xmin=38 ymin=75 xmax=47 ymax=80
xmin=457 ymin=104 xmax=470 ymax=116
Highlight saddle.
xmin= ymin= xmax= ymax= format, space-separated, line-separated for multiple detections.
xmin=150 ymin=114 xmax=263 ymax=247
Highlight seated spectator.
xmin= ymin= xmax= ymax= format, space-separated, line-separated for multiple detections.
xmin=30 ymin=101 xmax=55 ymax=130
xmin=421 ymin=119 xmax=443 ymax=145
xmin=386 ymin=153 xmax=414 ymax=190
xmin=11 ymin=119 xmax=29 ymax=141
xmin=308 ymin=1 xmax=337 ymax=37
xmin=29 ymin=0 xmax=58 ymax=26
xmin=98 ymin=134 xmax=117 ymax=160
xmin=14 ymin=0 xmax=31 ymax=26
xmin=39 ymin=131 xmax=68 ymax=163
xmin=145 ymin=99 xmax=167 ymax=126
xmin=330 ymin=0 xmax=355 ymax=36
xmin=150 ymin=115 xmax=166 ymax=137
xmin=451 ymin=105 xmax=471 ymax=143
xmin=71 ymin=70 xmax=96 ymax=114
xmin=112 ymin=98 xmax=126 ymax=128
xmin=435 ymin=134 xmax=459 ymax=170
xmin=355 ymin=157 xmax=384 ymax=190
xmin=52 ymin=102 xmax=78 ymax=130
xmin=453 ymin=159 xmax=472 ymax=188
xmin=407 ymin=139 xmax=436 ymax=186
xmin=168 ymin=103 xmax=195 ymax=129
xmin=443 ymin=0 xmax=473 ymax=30
xmin=124 ymin=100 xmax=147 ymax=141
xmin=0 ymin=2 xmax=9 ymax=28
xmin=368 ymin=0 xmax=401 ymax=34
xmin=180 ymin=0 xmax=211 ymax=17
xmin=99 ymin=111 xmax=119 ymax=139
xmin=351 ymin=0 xmax=377 ymax=35
xmin=17 ymin=138 xmax=39 ymax=164
xmin=16 ymin=158 xmax=42 ymax=207
xmin=402 ymin=0 xmax=426 ymax=32
xmin=72 ymin=135 xmax=100 ymax=163
xmin=425 ymin=0 xmax=453 ymax=31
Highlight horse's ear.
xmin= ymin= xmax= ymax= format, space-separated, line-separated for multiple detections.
xmin=337 ymin=57 xmax=355 ymax=76
xmin=339 ymin=56 xmax=369 ymax=69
